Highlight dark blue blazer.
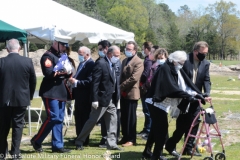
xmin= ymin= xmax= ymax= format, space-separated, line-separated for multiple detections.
xmin=72 ymin=58 xmax=94 ymax=106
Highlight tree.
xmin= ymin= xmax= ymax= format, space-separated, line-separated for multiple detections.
xmin=105 ymin=0 xmax=149 ymax=45
xmin=29 ymin=43 xmax=38 ymax=52
xmin=207 ymin=0 xmax=240 ymax=60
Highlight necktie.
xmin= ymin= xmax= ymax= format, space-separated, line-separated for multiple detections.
xmin=74 ymin=62 xmax=84 ymax=78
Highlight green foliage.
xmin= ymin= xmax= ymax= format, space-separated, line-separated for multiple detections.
xmin=29 ymin=43 xmax=38 ymax=52
xmin=105 ymin=0 xmax=149 ymax=45
xmin=0 ymin=43 xmax=5 ymax=50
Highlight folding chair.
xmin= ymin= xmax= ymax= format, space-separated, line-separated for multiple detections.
xmin=64 ymin=100 xmax=75 ymax=135
xmin=25 ymin=101 xmax=44 ymax=130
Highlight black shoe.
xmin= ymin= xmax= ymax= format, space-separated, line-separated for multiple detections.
xmin=107 ymin=146 xmax=123 ymax=151
xmin=30 ymin=139 xmax=43 ymax=152
xmin=76 ymin=145 xmax=84 ymax=150
xmin=142 ymin=150 xmax=152 ymax=159
xmin=183 ymin=150 xmax=202 ymax=156
xmin=142 ymin=134 xmax=148 ymax=140
xmin=170 ymin=150 xmax=180 ymax=158
xmin=98 ymin=137 xmax=106 ymax=145
xmin=52 ymin=148 xmax=71 ymax=153
xmin=137 ymin=130 xmax=148 ymax=137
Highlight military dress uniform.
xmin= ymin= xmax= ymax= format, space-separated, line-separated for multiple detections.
xmin=31 ymin=46 xmax=71 ymax=151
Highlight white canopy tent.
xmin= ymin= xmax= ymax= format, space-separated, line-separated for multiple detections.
xmin=0 ymin=0 xmax=134 ymax=136
xmin=0 ymin=0 xmax=134 ymax=44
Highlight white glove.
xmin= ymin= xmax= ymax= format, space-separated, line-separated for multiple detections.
xmin=63 ymin=59 xmax=73 ymax=75
xmin=92 ymin=102 xmax=99 ymax=109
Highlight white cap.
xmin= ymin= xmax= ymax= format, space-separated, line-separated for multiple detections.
xmin=54 ymin=35 xmax=72 ymax=44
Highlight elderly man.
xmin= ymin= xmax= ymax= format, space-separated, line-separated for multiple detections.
xmin=68 ymin=46 xmax=94 ymax=146
xmin=75 ymin=46 xmax=122 ymax=151
xmin=0 ymin=39 xmax=36 ymax=160
xmin=99 ymin=45 xmax=122 ymax=148
xmin=31 ymin=35 xmax=72 ymax=153
xmin=119 ymin=41 xmax=144 ymax=147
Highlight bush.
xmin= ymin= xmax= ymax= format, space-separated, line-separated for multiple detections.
xmin=29 ymin=43 xmax=38 ymax=52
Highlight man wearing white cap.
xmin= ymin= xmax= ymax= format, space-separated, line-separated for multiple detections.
xmin=30 ymin=35 xmax=72 ymax=153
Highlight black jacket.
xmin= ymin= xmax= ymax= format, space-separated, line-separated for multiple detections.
xmin=112 ymin=59 xmax=122 ymax=105
xmin=91 ymin=57 xmax=115 ymax=107
xmin=0 ymin=53 xmax=36 ymax=107
xmin=183 ymin=53 xmax=211 ymax=95
xmin=181 ymin=53 xmax=211 ymax=113
xmin=39 ymin=47 xmax=71 ymax=101
xmin=140 ymin=55 xmax=153 ymax=83
xmin=147 ymin=60 xmax=201 ymax=111
xmin=72 ymin=58 xmax=95 ymax=106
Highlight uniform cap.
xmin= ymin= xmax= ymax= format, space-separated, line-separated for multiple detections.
xmin=54 ymin=35 xmax=72 ymax=47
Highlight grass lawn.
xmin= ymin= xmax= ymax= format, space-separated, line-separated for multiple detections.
xmin=209 ymin=60 xmax=240 ymax=66
xmin=6 ymin=74 xmax=239 ymax=160
xmin=36 ymin=76 xmax=43 ymax=91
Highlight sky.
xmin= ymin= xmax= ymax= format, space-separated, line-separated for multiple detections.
xmin=162 ymin=0 xmax=240 ymax=14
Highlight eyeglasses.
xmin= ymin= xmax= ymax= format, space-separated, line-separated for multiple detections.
xmin=99 ymin=48 xmax=104 ymax=51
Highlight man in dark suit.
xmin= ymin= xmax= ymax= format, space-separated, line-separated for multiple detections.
xmin=98 ymin=45 xmax=122 ymax=148
xmin=0 ymin=39 xmax=36 ymax=160
xmin=75 ymin=46 xmax=121 ymax=151
xmin=96 ymin=40 xmax=112 ymax=146
xmin=68 ymin=46 xmax=94 ymax=145
xmin=165 ymin=41 xmax=211 ymax=157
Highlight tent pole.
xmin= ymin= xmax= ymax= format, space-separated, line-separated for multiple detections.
xmin=23 ymin=42 xmax=28 ymax=57
xmin=28 ymin=105 xmax=32 ymax=136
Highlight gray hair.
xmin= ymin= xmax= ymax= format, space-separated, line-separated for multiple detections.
xmin=79 ymin=46 xmax=91 ymax=56
xmin=107 ymin=45 xmax=120 ymax=54
xmin=6 ymin=39 xmax=20 ymax=52
xmin=168 ymin=51 xmax=187 ymax=63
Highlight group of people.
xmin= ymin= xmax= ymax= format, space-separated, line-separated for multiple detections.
xmin=0 ymin=36 xmax=212 ymax=160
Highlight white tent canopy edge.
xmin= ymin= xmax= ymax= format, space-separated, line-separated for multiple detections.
xmin=0 ymin=0 xmax=135 ymax=44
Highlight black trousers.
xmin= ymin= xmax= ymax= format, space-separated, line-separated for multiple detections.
xmin=165 ymin=106 xmax=200 ymax=152
xmin=74 ymin=103 xmax=91 ymax=145
xmin=101 ymin=109 xmax=120 ymax=141
xmin=120 ymin=99 xmax=137 ymax=143
xmin=145 ymin=104 xmax=168 ymax=158
xmin=0 ymin=106 xmax=26 ymax=158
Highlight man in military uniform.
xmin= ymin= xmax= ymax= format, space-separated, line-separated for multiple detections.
xmin=30 ymin=35 xmax=72 ymax=153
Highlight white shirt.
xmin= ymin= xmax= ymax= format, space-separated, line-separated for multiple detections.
xmin=145 ymin=70 xmax=197 ymax=113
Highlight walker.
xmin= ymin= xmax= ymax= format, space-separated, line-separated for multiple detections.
xmin=178 ymin=100 xmax=226 ymax=160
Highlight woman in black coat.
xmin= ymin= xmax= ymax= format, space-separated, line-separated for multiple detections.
xmin=142 ymin=51 xmax=205 ymax=160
